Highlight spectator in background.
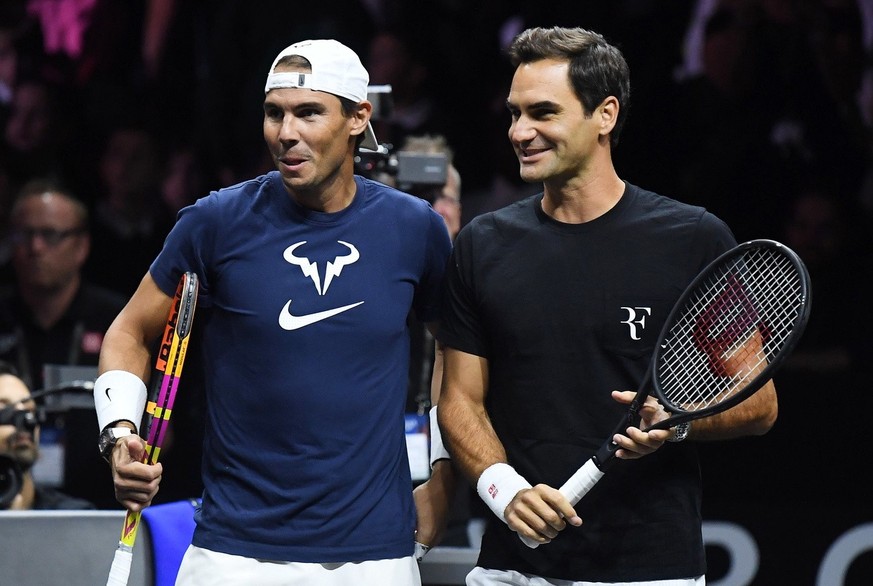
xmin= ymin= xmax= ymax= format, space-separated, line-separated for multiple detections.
xmin=159 ymin=137 xmax=214 ymax=220
xmin=366 ymin=29 xmax=447 ymax=151
xmin=1 ymin=76 xmax=76 ymax=195
xmin=699 ymin=178 xmax=873 ymax=514
xmin=83 ymin=123 xmax=174 ymax=298
xmin=395 ymin=136 xmax=462 ymax=241
xmin=0 ymin=360 xmax=96 ymax=509
xmin=778 ymin=181 xmax=872 ymax=379
xmin=0 ymin=4 xmax=22 ymax=115
xmin=0 ymin=158 xmax=13 ymax=287
xmin=0 ymin=180 xmax=127 ymax=508
xmin=671 ymin=0 xmax=870 ymax=242
xmin=459 ymin=79 xmax=540 ymax=225
xmin=669 ymin=1 xmax=784 ymax=243
xmin=195 ymin=0 xmax=375 ymax=186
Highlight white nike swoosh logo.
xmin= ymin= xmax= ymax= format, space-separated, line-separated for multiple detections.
xmin=278 ymin=299 xmax=364 ymax=330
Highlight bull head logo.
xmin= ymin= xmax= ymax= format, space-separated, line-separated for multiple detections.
xmin=283 ymin=240 xmax=360 ymax=295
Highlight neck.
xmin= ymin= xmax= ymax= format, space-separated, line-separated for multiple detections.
xmin=288 ymin=162 xmax=358 ymax=213
xmin=541 ymin=168 xmax=625 ymax=224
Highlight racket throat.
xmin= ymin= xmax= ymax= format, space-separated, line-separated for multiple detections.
xmin=593 ymin=409 xmax=639 ymax=472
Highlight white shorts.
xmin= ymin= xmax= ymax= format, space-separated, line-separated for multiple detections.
xmin=175 ymin=544 xmax=422 ymax=586
xmin=466 ymin=567 xmax=705 ymax=586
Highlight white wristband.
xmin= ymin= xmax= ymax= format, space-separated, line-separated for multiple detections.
xmin=476 ymin=463 xmax=532 ymax=524
xmin=429 ymin=405 xmax=451 ymax=468
xmin=94 ymin=370 xmax=147 ymax=432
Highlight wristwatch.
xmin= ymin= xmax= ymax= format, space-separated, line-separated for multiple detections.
xmin=668 ymin=421 xmax=691 ymax=443
xmin=98 ymin=426 xmax=134 ymax=463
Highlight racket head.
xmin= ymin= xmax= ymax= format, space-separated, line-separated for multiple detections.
xmin=648 ymin=239 xmax=811 ymax=429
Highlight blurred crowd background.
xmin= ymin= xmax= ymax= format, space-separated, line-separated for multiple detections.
xmin=1 ymin=0 xmax=872 ymax=536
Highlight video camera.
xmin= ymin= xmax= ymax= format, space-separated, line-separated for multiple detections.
xmin=355 ymin=85 xmax=449 ymax=193
xmin=0 ymin=380 xmax=93 ymax=509
xmin=0 ymin=409 xmax=37 ymax=509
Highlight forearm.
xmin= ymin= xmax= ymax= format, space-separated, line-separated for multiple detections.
xmin=413 ymin=459 xmax=458 ymax=547
xmin=686 ymin=380 xmax=778 ymax=440
xmin=438 ymin=390 xmax=506 ymax=483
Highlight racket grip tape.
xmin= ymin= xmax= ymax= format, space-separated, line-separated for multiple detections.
xmin=105 ymin=546 xmax=133 ymax=586
xmin=518 ymin=459 xmax=605 ymax=549
xmin=559 ymin=458 xmax=605 ymax=505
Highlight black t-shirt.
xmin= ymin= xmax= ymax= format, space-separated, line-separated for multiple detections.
xmin=33 ymin=484 xmax=97 ymax=510
xmin=0 ymin=282 xmax=128 ymax=390
xmin=438 ymin=182 xmax=736 ymax=582
xmin=0 ymin=282 xmax=128 ymax=509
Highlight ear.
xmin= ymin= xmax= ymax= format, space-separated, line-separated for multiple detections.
xmin=351 ymin=100 xmax=373 ymax=140
xmin=598 ymin=96 xmax=619 ymax=137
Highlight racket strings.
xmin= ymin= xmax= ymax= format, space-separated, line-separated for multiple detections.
xmin=655 ymin=248 xmax=805 ymax=412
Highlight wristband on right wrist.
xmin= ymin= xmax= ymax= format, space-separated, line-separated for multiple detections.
xmin=476 ymin=462 xmax=532 ymax=524
xmin=93 ymin=370 xmax=147 ymax=433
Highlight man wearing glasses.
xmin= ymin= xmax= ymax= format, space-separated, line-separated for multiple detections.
xmin=0 ymin=179 xmax=127 ymax=508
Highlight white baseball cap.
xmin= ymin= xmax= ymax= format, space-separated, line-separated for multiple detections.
xmin=265 ymin=39 xmax=378 ymax=151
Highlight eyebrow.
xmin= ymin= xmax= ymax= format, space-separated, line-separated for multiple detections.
xmin=506 ymin=99 xmax=560 ymax=111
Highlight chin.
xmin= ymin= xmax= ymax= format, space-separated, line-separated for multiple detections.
xmin=519 ymin=168 xmax=543 ymax=183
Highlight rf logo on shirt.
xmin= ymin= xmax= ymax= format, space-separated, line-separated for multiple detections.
xmin=620 ymin=306 xmax=652 ymax=340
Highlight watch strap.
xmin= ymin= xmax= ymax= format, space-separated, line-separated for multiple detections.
xmin=667 ymin=421 xmax=691 ymax=443
xmin=99 ymin=426 xmax=134 ymax=462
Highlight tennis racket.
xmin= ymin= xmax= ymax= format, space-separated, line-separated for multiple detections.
xmin=106 ymin=272 xmax=199 ymax=585
xmin=520 ymin=239 xmax=811 ymax=548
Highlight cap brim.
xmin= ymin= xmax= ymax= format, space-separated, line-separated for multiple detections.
xmin=359 ymin=122 xmax=379 ymax=151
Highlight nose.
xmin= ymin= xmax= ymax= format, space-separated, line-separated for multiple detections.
xmin=509 ymin=116 xmax=535 ymax=146
xmin=277 ymin=115 xmax=302 ymax=145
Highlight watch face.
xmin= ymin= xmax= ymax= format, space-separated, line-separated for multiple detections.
xmin=99 ymin=428 xmax=130 ymax=459
xmin=99 ymin=431 xmax=113 ymax=453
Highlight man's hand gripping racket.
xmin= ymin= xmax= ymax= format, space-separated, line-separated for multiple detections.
xmin=520 ymin=239 xmax=811 ymax=548
xmin=105 ymin=272 xmax=199 ymax=585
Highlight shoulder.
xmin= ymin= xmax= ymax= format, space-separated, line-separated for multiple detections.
xmin=626 ymin=183 xmax=733 ymax=238
xmin=188 ymin=172 xmax=277 ymax=213
xmin=627 ymin=183 xmax=708 ymax=221
xmin=358 ymin=176 xmax=429 ymax=211
xmin=357 ymin=175 xmax=445 ymax=229
xmin=457 ymin=193 xmax=542 ymax=242
xmin=624 ymin=183 xmax=736 ymax=266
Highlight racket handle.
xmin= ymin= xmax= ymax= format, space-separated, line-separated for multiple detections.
xmin=559 ymin=458 xmax=605 ymax=505
xmin=106 ymin=544 xmax=133 ymax=586
xmin=518 ymin=459 xmax=605 ymax=549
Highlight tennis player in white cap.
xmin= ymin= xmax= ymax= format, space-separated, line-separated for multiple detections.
xmin=95 ymin=38 xmax=453 ymax=585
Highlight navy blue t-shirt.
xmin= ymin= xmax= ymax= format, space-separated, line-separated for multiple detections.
xmin=151 ymin=172 xmax=452 ymax=562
